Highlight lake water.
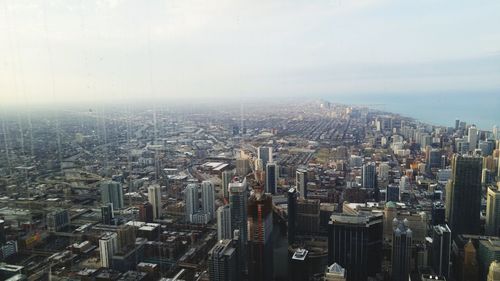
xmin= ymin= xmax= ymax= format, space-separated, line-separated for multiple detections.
xmin=325 ymin=92 xmax=500 ymax=130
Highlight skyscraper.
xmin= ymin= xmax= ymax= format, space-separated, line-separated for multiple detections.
xmin=101 ymin=203 xmax=114 ymax=225
xmin=258 ymin=146 xmax=273 ymax=167
xmin=296 ymin=169 xmax=308 ymax=199
xmin=468 ymin=125 xmax=479 ymax=150
xmin=236 ymin=158 xmax=250 ymax=176
xmin=446 ymin=155 xmax=482 ymax=236
xmin=208 ymin=239 xmax=238 ymax=281
xmin=247 ymin=190 xmax=273 ymax=281
xmin=431 ymin=201 xmax=446 ymax=226
xmin=101 ymin=181 xmax=124 ymax=209
xmin=99 ymin=232 xmax=118 ymax=268
xmin=46 ymin=209 xmax=70 ymax=232
xmin=185 ymin=183 xmax=199 ymax=223
xmin=362 ymin=162 xmax=377 ymax=189
xmin=265 ymin=162 xmax=278 ymax=195
xmin=288 ymin=187 xmax=298 ymax=245
xmin=217 ymin=205 xmax=232 ymax=241
xmin=431 ymin=224 xmax=451 ymax=279
xmin=392 ymin=219 xmax=412 ymax=281
xmin=148 ymin=184 xmax=162 ymax=220
xmin=221 ymin=170 xmax=234 ymax=199
xmin=328 ymin=213 xmax=383 ymax=281
xmin=486 ymin=184 xmax=500 ymax=236
xmin=138 ymin=202 xmax=154 ymax=223
xmin=202 ymin=181 xmax=216 ymax=221
xmin=229 ymin=178 xmax=248 ymax=270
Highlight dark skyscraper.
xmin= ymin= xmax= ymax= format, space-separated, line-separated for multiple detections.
xmin=391 ymin=219 xmax=412 ymax=281
xmin=247 ymin=190 xmax=273 ymax=281
xmin=328 ymin=213 xmax=383 ymax=281
xmin=431 ymin=201 xmax=446 ymax=226
xmin=229 ymin=178 xmax=248 ymax=272
xmin=362 ymin=162 xmax=377 ymax=189
xmin=0 ymin=220 xmax=5 ymax=244
xmin=445 ymin=155 xmax=482 ymax=236
xmin=101 ymin=203 xmax=114 ymax=225
xmin=265 ymin=162 xmax=278 ymax=194
xmin=431 ymin=224 xmax=451 ymax=279
xmin=208 ymin=239 xmax=238 ymax=281
xmin=139 ymin=202 xmax=154 ymax=223
xmin=288 ymin=187 xmax=298 ymax=245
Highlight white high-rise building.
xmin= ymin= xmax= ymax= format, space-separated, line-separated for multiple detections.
xmin=148 ymin=184 xmax=162 ymax=220
xmin=468 ymin=126 xmax=478 ymax=150
xmin=185 ymin=184 xmax=199 ymax=222
xmin=201 ymin=181 xmax=215 ymax=221
xmin=296 ymin=169 xmax=308 ymax=199
xmin=99 ymin=232 xmax=118 ymax=268
xmin=493 ymin=125 xmax=499 ymax=141
xmin=217 ymin=205 xmax=232 ymax=241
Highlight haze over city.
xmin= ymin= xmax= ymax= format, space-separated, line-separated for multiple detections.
xmin=1 ymin=0 xmax=500 ymax=106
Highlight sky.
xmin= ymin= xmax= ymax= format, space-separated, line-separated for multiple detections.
xmin=1 ymin=0 xmax=500 ymax=106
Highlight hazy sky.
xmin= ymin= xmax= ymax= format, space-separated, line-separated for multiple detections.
xmin=1 ymin=0 xmax=500 ymax=106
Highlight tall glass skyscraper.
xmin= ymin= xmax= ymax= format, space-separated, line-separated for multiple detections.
xmin=446 ymin=155 xmax=482 ymax=236
xmin=101 ymin=181 xmax=124 ymax=209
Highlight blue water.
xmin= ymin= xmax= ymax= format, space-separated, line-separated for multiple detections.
xmin=326 ymin=92 xmax=500 ymax=130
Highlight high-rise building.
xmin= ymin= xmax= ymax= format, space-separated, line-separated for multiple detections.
xmin=202 ymin=181 xmax=216 ymax=221
xmin=99 ymin=232 xmax=118 ymax=268
xmin=431 ymin=201 xmax=446 ymax=226
xmin=446 ymin=155 xmax=482 ymax=236
xmin=229 ymin=178 xmax=248 ymax=270
xmin=488 ymin=260 xmax=500 ymax=281
xmin=461 ymin=239 xmax=479 ymax=281
xmin=217 ymin=205 xmax=232 ymax=241
xmin=208 ymin=239 xmax=238 ymax=281
xmin=101 ymin=203 xmax=114 ymax=225
xmin=185 ymin=183 xmax=199 ymax=223
xmin=296 ymin=199 xmax=320 ymax=235
xmin=392 ymin=219 xmax=413 ymax=281
xmin=296 ymin=169 xmax=308 ymax=199
xmin=469 ymin=126 xmax=479 ymax=150
xmin=0 ymin=220 xmax=5 ymax=244
xmin=258 ymin=146 xmax=273 ymax=167
xmin=288 ymin=187 xmax=298 ymax=245
xmin=46 ymin=209 xmax=70 ymax=232
xmin=478 ymin=239 xmax=500 ymax=281
xmin=148 ymin=184 xmax=162 ymax=220
xmin=117 ymin=225 xmax=136 ymax=254
xmin=486 ymin=184 xmax=500 ymax=236
xmin=426 ymin=147 xmax=443 ymax=172
xmin=325 ymin=263 xmax=347 ymax=281
xmin=247 ymin=190 xmax=273 ymax=281
xmin=328 ymin=213 xmax=383 ymax=281
xmin=138 ymin=202 xmax=153 ymax=223
xmin=236 ymin=158 xmax=250 ymax=176
xmin=221 ymin=170 xmax=234 ymax=199
xmin=386 ymin=184 xmax=400 ymax=202
xmin=431 ymin=224 xmax=451 ymax=279
xmin=265 ymin=162 xmax=278 ymax=195
xmin=362 ymin=162 xmax=377 ymax=189
xmin=101 ymin=181 xmax=124 ymax=209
